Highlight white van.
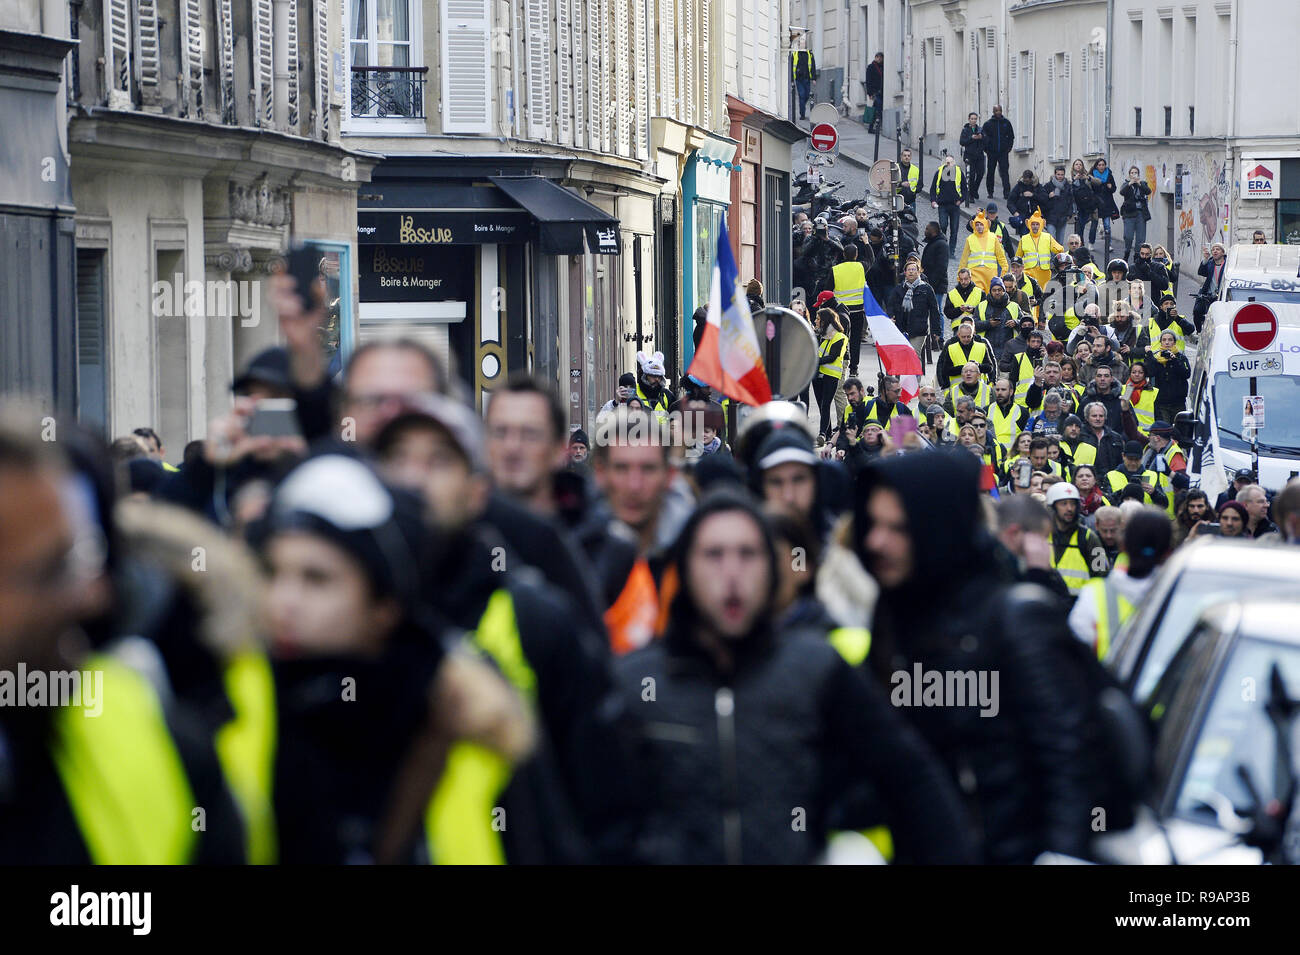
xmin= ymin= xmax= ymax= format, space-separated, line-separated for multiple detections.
xmin=1180 ymin=300 xmax=1300 ymax=498
xmin=1220 ymin=244 xmax=1300 ymax=304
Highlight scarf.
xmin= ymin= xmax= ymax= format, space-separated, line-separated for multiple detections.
xmin=901 ymin=278 xmax=921 ymax=312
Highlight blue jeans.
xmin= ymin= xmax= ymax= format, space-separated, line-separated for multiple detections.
xmin=1047 ymin=219 xmax=1070 ymax=244
xmin=1123 ymin=216 xmax=1147 ymax=256
xmin=796 ymin=79 xmax=811 ymax=118
xmin=1087 ymin=212 xmax=1112 ymax=244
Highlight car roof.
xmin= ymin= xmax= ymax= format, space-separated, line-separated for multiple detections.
xmin=1226 ymin=243 xmax=1300 ymax=275
xmin=1200 ymin=597 xmax=1300 ymax=646
xmin=1170 ymin=538 xmax=1300 ymax=577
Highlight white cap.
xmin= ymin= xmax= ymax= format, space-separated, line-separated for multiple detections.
xmin=1045 ymin=482 xmax=1080 ymax=506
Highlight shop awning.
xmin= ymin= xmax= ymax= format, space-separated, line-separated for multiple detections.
xmin=488 ymin=176 xmax=620 ymax=255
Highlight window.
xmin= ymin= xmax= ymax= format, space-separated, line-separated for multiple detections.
xmin=1278 ymin=200 xmax=1300 ymax=246
xmin=1134 ymin=106 xmax=1142 ymax=137
xmin=1164 ymin=105 xmax=1172 ymax=136
xmin=76 ymin=249 xmax=108 ymax=434
xmin=1189 ymin=105 xmax=1195 ymax=135
xmin=347 ymin=0 xmax=427 ymax=125
xmin=1047 ymin=51 xmax=1070 ymax=161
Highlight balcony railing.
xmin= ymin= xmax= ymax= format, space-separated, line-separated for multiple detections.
xmin=350 ymin=66 xmax=428 ymax=120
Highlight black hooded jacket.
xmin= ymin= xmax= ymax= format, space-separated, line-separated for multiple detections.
xmin=856 ymin=451 xmax=1097 ymax=864
xmin=613 ymin=491 xmax=977 ymax=865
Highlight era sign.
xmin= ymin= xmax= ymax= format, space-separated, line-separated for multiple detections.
xmin=1241 ymin=159 xmax=1280 ymax=200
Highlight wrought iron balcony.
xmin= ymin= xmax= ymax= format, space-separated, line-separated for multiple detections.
xmin=350 ymin=66 xmax=428 ymax=120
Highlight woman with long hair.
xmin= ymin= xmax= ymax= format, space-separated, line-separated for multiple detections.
xmin=1087 ymin=158 xmax=1120 ymax=246
xmin=1072 ymin=464 xmax=1107 ymax=517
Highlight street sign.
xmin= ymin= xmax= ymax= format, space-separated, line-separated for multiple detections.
xmin=810 ymin=123 xmax=839 ymax=153
xmin=1227 ymin=351 xmax=1284 ymax=378
xmin=751 ymin=306 xmax=819 ymax=399
xmin=803 ymin=150 xmax=834 ymax=167
xmin=1230 ymin=302 xmax=1279 ymax=352
xmin=868 ymin=159 xmax=897 ymax=196
xmin=808 ymin=103 xmax=839 ymax=129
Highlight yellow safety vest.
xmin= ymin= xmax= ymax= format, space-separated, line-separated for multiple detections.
xmin=426 ymin=588 xmax=534 ymax=865
xmin=982 ymin=442 xmax=1007 ymax=478
xmin=215 ymin=649 xmax=279 ymax=865
xmin=818 ymin=331 xmax=848 ymax=380
xmin=1080 ymin=576 xmax=1137 ymax=660
xmin=828 ymin=627 xmax=872 ymax=666
xmin=791 ymin=50 xmax=813 ymax=76
xmin=1060 ymin=438 xmax=1096 ymax=468
xmin=988 ymin=401 xmax=1023 ymax=450
xmin=50 ymin=655 xmax=200 ymax=864
xmin=832 ymin=261 xmax=867 ymax=307
xmin=1010 ymin=350 xmax=1036 ymax=406
xmin=636 ymin=382 xmax=671 ymax=423
xmin=863 ymin=397 xmax=903 ymax=426
xmin=1148 ymin=314 xmax=1188 ymax=352
xmin=900 ymin=163 xmax=920 ymax=193
xmin=946 ymin=379 xmax=992 ymax=410
xmin=1105 ymin=468 xmax=1162 ymax=506
xmin=976 ymin=299 xmax=1021 ymax=337
xmin=1051 ymin=529 xmax=1095 ymax=594
xmin=945 ymin=340 xmax=990 ymax=383
xmin=930 ymin=166 xmax=963 ymax=198
xmin=964 ymin=233 xmax=1000 ymax=272
xmin=947 ymin=286 xmax=985 ymax=329
xmin=1018 ymin=232 xmax=1058 ymax=275
xmin=1122 ymin=383 xmax=1159 ymax=435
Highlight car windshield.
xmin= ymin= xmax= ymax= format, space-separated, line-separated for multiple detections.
xmin=1224 ymin=288 xmax=1300 ymax=305
xmin=1134 ymin=570 xmax=1300 ymax=700
xmin=1175 ymin=637 xmax=1300 ymax=822
xmin=1213 ymin=372 xmax=1300 ymax=454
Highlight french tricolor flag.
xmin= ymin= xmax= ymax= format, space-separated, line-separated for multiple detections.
xmin=862 ymin=287 xmax=922 ymax=403
xmin=687 ymin=222 xmax=772 ymax=406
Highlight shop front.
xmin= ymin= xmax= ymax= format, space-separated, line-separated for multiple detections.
xmin=358 ymin=157 xmax=621 ymax=410
xmin=681 ymin=133 xmax=739 ymax=371
xmin=1239 ymin=158 xmax=1300 ymax=244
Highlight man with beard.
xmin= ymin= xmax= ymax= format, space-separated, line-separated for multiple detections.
xmin=944 ymin=268 xmax=985 ymax=333
xmin=614 ymin=489 xmax=976 ymax=864
xmin=859 ymin=450 xmax=1095 ymax=863
xmin=975 ymin=277 xmax=1021 ymax=355
xmin=1044 ymin=482 xmax=1110 ymax=595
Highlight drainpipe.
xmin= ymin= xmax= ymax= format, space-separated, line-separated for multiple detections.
xmin=1104 ymin=0 xmax=1112 ymax=146
xmin=1224 ymin=1 xmax=1238 ymax=243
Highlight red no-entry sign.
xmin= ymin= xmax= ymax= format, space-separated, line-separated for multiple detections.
xmin=810 ymin=123 xmax=838 ymax=152
xmin=1231 ymin=303 xmax=1279 ymax=352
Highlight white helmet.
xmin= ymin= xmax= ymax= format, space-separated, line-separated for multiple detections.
xmin=1045 ymin=482 xmax=1080 ymax=506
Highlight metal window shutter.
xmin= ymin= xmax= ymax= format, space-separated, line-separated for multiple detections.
xmin=633 ymin=0 xmax=649 ymax=160
xmin=681 ymin=0 xmax=694 ymax=126
xmin=557 ymin=0 xmax=573 ymax=145
xmin=134 ymin=0 xmax=160 ymax=96
xmin=254 ymin=0 xmax=274 ymax=125
xmin=179 ymin=0 xmax=204 ymax=117
xmin=614 ymin=0 xmax=629 ymax=156
xmin=442 ymin=0 xmax=493 ymax=134
xmin=1061 ymin=52 xmax=1071 ymax=160
xmin=571 ymin=0 xmax=585 ymax=146
xmin=1024 ymin=50 xmax=1035 ymax=149
xmin=219 ymin=0 xmax=237 ymax=123
xmin=1008 ymin=51 xmax=1018 ymax=138
xmin=526 ymin=0 xmax=553 ymax=140
xmin=659 ymin=0 xmax=676 ymax=118
xmin=104 ymin=0 xmax=132 ymax=105
xmin=286 ymin=0 xmax=300 ymax=129
xmin=1046 ymin=56 xmax=1055 ymax=159
xmin=698 ymin=0 xmax=709 ymax=127
xmin=587 ymin=0 xmax=601 ymax=150
xmin=933 ymin=37 xmax=944 ymax=134
xmin=316 ymin=0 xmax=330 ymax=137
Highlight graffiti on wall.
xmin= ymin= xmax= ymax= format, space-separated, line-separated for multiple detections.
xmin=1121 ymin=151 xmax=1230 ymax=271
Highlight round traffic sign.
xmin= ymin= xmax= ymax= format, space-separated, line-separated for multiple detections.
xmin=1230 ymin=302 xmax=1279 ymax=352
xmin=810 ymin=123 xmax=838 ymax=152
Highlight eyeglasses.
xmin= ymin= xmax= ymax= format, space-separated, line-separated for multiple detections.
xmin=972 ymin=422 xmax=988 ymax=429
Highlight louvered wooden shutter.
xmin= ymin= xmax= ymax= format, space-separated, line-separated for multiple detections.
xmin=76 ymin=252 xmax=108 ymax=432
xmin=315 ymin=0 xmax=330 ymax=137
xmin=681 ymin=0 xmax=694 ymax=125
xmin=179 ymin=0 xmax=204 ymax=117
xmin=967 ymin=29 xmax=978 ymax=114
xmin=442 ymin=0 xmax=493 ymax=134
xmin=659 ymin=0 xmax=676 ymax=117
xmin=134 ymin=0 xmax=160 ymax=100
xmin=286 ymin=0 xmax=300 ymax=129
xmin=253 ymin=0 xmax=274 ymax=125
xmin=1092 ymin=50 xmax=1104 ymax=152
xmin=1046 ymin=56 xmax=1056 ymax=159
xmin=698 ymin=0 xmax=709 ymax=127
xmin=219 ymin=0 xmax=237 ymax=123
xmin=571 ymin=0 xmax=585 ymax=146
xmin=633 ymin=0 xmax=649 ymax=159
xmin=103 ymin=0 xmax=132 ymax=106
xmin=526 ymin=0 xmax=553 ymax=140
xmin=614 ymin=0 xmax=629 ymax=156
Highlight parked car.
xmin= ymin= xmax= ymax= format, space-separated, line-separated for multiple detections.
xmin=1094 ymin=598 xmax=1300 ymax=865
xmin=1107 ymin=539 xmax=1300 ymax=702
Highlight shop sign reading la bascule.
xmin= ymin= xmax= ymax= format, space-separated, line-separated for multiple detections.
xmin=357 ymin=209 xmax=530 ymax=245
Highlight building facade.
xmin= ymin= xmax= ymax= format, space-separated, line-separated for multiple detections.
xmin=65 ymin=0 xmax=370 ymax=453
xmin=1108 ymin=0 xmax=1300 ymax=276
